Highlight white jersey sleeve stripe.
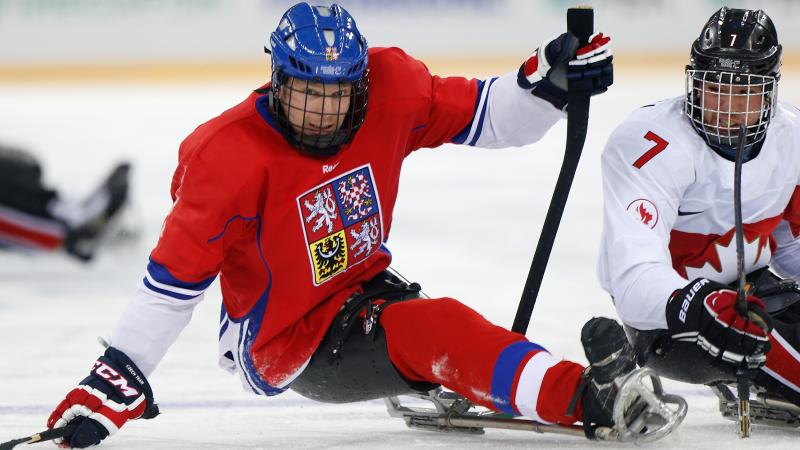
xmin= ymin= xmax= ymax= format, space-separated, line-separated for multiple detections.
xmin=465 ymin=77 xmax=497 ymax=146
xmin=142 ymin=258 xmax=216 ymax=300
xmin=451 ymin=71 xmax=565 ymax=149
xmin=144 ymin=272 xmax=204 ymax=297
xmin=471 ymin=70 xmax=565 ymax=149
xmin=451 ymin=77 xmax=495 ymax=145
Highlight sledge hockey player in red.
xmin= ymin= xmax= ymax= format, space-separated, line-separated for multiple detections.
xmin=0 ymin=144 xmax=130 ymax=262
xmin=42 ymin=3 xmax=665 ymax=447
xmin=597 ymin=7 xmax=800 ymax=424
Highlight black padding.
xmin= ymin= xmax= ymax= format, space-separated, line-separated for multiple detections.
xmin=625 ymin=269 xmax=800 ymax=386
xmin=627 ymin=305 xmax=800 ymax=406
xmin=291 ymin=271 xmax=439 ymax=403
xmin=748 ymin=268 xmax=800 ymax=315
xmin=624 ymin=325 xmax=736 ymax=384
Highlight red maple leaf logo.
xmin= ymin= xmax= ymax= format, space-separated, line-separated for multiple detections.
xmin=638 ymin=203 xmax=653 ymax=225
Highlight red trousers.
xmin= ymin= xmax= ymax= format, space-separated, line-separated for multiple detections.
xmin=380 ymin=297 xmax=585 ymax=424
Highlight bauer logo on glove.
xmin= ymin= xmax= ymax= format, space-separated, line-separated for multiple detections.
xmin=677 ymin=278 xmax=710 ymax=323
xmin=666 ymin=278 xmax=773 ymax=368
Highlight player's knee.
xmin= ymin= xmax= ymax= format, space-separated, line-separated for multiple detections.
xmin=396 ymin=296 xmax=475 ymax=317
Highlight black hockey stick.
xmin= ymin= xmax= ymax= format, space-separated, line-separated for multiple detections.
xmin=512 ymin=6 xmax=595 ymax=334
xmin=732 ymin=123 xmax=771 ymax=437
xmin=0 ymin=423 xmax=77 ymax=450
xmin=732 ymin=123 xmax=752 ymax=438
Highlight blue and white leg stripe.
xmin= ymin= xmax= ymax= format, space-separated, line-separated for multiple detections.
xmin=489 ymin=341 xmax=558 ymax=424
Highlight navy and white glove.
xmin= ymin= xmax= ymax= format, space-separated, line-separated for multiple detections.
xmin=47 ymin=347 xmax=159 ymax=448
xmin=666 ymin=278 xmax=773 ymax=369
xmin=517 ymin=32 xmax=613 ymax=110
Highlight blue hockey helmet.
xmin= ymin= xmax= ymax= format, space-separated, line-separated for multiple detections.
xmin=268 ymin=3 xmax=369 ymax=157
xmin=270 ymin=2 xmax=368 ymax=83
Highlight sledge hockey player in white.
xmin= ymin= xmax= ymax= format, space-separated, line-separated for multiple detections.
xmin=597 ymin=6 xmax=800 ymax=424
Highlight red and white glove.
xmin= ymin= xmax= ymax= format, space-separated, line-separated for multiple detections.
xmin=571 ymin=33 xmax=612 ymax=67
xmin=47 ymin=347 xmax=158 ymax=448
xmin=666 ymin=278 xmax=773 ymax=369
xmin=517 ymin=32 xmax=613 ymax=110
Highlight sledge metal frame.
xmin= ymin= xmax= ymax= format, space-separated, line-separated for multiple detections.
xmin=385 ymin=367 xmax=688 ymax=443
xmin=712 ymin=383 xmax=800 ymax=428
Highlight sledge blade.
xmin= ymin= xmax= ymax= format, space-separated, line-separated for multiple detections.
xmin=385 ymin=370 xmax=688 ymax=443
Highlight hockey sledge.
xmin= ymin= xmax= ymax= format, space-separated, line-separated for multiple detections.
xmin=385 ymin=367 xmax=687 ymax=443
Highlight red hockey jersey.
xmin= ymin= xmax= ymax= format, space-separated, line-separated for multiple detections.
xmin=110 ymin=43 xmax=563 ymax=395
xmin=146 ymin=47 xmax=477 ymax=393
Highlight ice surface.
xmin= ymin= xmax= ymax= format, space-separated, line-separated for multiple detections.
xmin=1 ymin=72 xmax=798 ymax=448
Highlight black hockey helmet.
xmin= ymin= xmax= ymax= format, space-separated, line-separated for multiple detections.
xmin=690 ymin=7 xmax=781 ymax=77
xmin=685 ymin=7 xmax=782 ymax=161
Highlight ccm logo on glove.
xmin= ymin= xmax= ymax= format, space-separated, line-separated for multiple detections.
xmin=93 ymin=361 xmax=141 ymax=398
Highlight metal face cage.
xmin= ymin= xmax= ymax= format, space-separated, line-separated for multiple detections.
xmin=685 ymin=69 xmax=778 ymax=154
xmin=271 ymin=70 xmax=369 ymax=158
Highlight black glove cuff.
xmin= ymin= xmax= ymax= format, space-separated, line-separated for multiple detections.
xmin=666 ymin=278 xmax=717 ymax=330
xmin=80 ymin=346 xmax=157 ymax=416
xmin=528 ymin=78 xmax=569 ymax=110
xmin=517 ymin=60 xmax=569 ymax=110
xmin=102 ymin=347 xmax=155 ymax=407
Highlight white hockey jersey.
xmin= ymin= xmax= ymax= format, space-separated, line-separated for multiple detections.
xmin=598 ymin=96 xmax=800 ymax=330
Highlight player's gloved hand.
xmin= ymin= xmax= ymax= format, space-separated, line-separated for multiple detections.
xmin=517 ymin=32 xmax=613 ymax=110
xmin=665 ymin=278 xmax=773 ymax=369
xmin=47 ymin=347 xmax=159 ymax=448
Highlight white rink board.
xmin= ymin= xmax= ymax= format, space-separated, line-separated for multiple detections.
xmin=1 ymin=75 xmax=799 ymax=448
xmin=2 ymin=0 xmax=800 ymax=64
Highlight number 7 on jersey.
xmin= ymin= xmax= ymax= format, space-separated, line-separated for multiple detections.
xmin=633 ymin=131 xmax=669 ymax=169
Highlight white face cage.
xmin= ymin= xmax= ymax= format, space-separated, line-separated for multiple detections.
xmin=684 ymin=69 xmax=778 ymax=151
